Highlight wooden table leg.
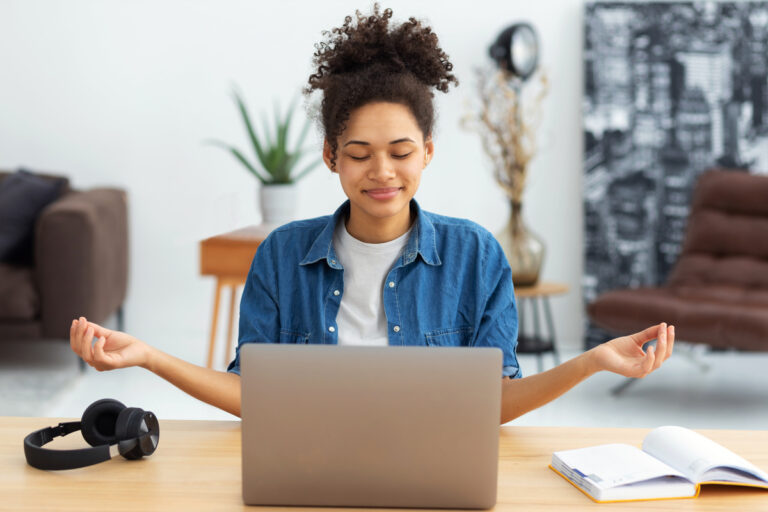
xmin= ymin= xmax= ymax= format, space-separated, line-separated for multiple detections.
xmin=225 ymin=284 xmax=237 ymax=368
xmin=207 ymin=278 xmax=223 ymax=368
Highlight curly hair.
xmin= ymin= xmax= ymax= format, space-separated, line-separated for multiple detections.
xmin=305 ymin=3 xmax=458 ymax=170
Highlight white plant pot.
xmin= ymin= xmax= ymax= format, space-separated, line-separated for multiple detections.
xmin=259 ymin=183 xmax=298 ymax=226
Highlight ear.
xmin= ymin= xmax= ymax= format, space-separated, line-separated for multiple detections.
xmin=322 ymin=139 xmax=336 ymax=173
xmin=424 ymin=135 xmax=434 ymax=167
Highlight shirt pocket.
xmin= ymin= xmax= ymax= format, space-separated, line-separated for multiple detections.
xmin=279 ymin=329 xmax=311 ymax=344
xmin=424 ymin=326 xmax=474 ymax=347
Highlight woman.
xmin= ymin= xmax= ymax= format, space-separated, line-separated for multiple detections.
xmin=70 ymin=5 xmax=674 ymax=423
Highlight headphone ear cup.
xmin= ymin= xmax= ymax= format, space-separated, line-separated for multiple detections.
xmin=115 ymin=407 xmax=148 ymax=460
xmin=81 ymin=398 xmax=126 ymax=447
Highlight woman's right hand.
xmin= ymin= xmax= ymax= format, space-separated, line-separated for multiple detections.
xmin=70 ymin=316 xmax=153 ymax=371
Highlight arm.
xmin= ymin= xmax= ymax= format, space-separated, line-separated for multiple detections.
xmin=144 ymin=349 xmax=241 ymax=418
xmin=70 ymin=317 xmax=242 ymax=417
xmin=69 ymin=234 xmax=279 ymax=418
xmin=500 ymin=323 xmax=674 ymax=424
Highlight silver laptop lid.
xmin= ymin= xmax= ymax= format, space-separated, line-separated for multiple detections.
xmin=241 ymin=344 xmax=501 ymax=509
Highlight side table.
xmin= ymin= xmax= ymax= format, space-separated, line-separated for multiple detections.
xmin=199 ymin=225 xmax=271 ymax=368
xmin=514 ymin=281 xmax=569 ymax=373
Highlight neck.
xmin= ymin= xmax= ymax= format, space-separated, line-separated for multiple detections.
xmin=345 ymin=202 xmax=413 ymax=243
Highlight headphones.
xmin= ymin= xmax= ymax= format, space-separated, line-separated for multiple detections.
xmin=24 ymin=398 xmax=159 ymax=470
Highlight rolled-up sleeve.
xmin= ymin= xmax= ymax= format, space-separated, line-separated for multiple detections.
xmin=226 ymin=235 xmax=280 ymax=375
xmin=473 ymin=237 xmax=521 ymax=379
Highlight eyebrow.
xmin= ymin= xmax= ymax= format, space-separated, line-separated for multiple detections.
xmin=343 ymin=137 xmax=415 ymax=147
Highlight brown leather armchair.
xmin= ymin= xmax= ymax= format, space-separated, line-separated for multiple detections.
xmin=0 ymin=171 xmax=129 ymax=350
xmin=588 ymin=169 xmax=768 ymax=351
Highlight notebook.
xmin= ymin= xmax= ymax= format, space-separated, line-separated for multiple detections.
xmin=240 ymin=344 xmax=502 ymax=509
xmin=550 ymin=425 xmax=768 ymax=503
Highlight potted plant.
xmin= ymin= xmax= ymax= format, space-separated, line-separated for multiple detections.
xmin=209 ymin=88 xmax=322 ymax=225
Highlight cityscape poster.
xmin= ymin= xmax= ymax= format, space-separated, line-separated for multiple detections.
xmin=583 ymin=1 xmax=767 ymax=348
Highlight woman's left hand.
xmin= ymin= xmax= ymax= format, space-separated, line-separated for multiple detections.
xmin=589 ymin=323 xmax=675 ymax=378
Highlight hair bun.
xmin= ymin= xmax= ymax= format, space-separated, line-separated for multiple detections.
xmin=308 ymin=4 xmax=457 ymax=94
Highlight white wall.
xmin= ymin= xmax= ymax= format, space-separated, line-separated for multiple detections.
xmin=0 ymin=0 xmax=586 ymax=364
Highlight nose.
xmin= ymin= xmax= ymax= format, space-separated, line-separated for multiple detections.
xmin=367 ymin=153 xmax=396 ymax=182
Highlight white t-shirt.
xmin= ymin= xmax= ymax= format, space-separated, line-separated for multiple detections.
xmin=332 ymin=218 xmax=412 ymax=346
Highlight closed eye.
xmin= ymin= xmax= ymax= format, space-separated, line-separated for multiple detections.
xmin=349 ymin=152 xmax=413 ymax=161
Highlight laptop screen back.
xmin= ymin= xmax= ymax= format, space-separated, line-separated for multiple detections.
xmin=241 ymin=344 xmax=501 ymax=509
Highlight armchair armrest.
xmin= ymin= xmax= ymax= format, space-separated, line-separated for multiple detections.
xmin=35 ymin=188 xmax=129 ymax=338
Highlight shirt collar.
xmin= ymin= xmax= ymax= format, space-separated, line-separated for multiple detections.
xmin=299 ymin=199 xmax=442 ymax=268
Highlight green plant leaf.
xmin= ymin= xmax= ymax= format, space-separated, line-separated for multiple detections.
xmin=291 ymin=157 xmax=324 ymax=182
xmin=204 ymin=139 xmax=270 ymax=184
xmin=293 ymin=115 xmax=313 ymax=157
xmin=283 ymin=151 xmax=302 ymax=174
xmin=284 ymin=114 xmax=320 ymax=183
xmin=260 ymin=112 xmax=275 ymax=166
xmin=231 ymin=89 xmax=268 ymax=174
xmin=273 ymin=100 xmax=287 ymax=159
xmin=216 ymin=89 xmax=320 ymax=185
xmin=274 ymin=144 xmax=291 ymax=183
xmin=266 ymin=146 xmax=282 ymax=180
xmin=277 ymin=95 xmax=298 ymax=159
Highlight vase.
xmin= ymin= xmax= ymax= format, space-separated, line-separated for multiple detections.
xmin=495 ymin=201 xmax=545 ymax=287
xmin=259 ymin=183 xmax=298 ymax=225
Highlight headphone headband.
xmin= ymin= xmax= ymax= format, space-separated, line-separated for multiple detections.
xmin=24 ymin=422 xmax=112 ymax=470
xmin=23 ymin=400 xmax=159 ymax=471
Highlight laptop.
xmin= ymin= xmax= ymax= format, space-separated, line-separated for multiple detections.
xmin=240 ymin=344 xmax=502 ymax=509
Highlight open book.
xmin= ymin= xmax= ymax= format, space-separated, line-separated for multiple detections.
xmin=550 ymin=426 xmax=768 ymax=503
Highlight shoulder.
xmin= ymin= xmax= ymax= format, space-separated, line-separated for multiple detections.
xmin=257 ymin=215 xmax=332 ymax=256
xmin=268 ymin=215 xmax=331 ymax=239
xmin=420 ymin=209 xmax=509 ymax=278
xmin=421 ymin=209 xmax=499 ymax=248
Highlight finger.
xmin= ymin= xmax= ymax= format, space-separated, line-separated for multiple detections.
xmin=69 ymin=319 xmax=78 ymax=354
xmin=81 ymin=326 xmax=95 ymax=365
xmin=93 ymin=336 xmax=110 ymax=371
xmin=630 ymin=324 xmax=662 ymax=346
xmin=77 ymin=317 xmax=91 ymax=354
xmin=666 ymin=325 xmax=675 ymax=361
xmin=88 ymin=321 xmax=113 ymax=338
xmin=643 ymin=344 xmax=656 ymax=376
xmin=74 ymin=318 xmax=88 ymax=358
xmin=653 ymin=323 xmax=668 ymax=370
xmin=75 ymin=316 xmax=87 ymax=344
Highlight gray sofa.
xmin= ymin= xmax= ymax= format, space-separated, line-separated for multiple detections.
xmin=0 ymin=170 xmax=129 ymax=345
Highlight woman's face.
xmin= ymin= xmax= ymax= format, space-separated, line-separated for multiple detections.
xmin=324 ymin=101 xmax=433 ymax=233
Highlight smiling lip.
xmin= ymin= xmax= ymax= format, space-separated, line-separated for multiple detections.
xmin=365 ymin=187 xmax=401 ymax=200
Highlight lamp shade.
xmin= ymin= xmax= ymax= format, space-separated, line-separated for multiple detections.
xmin=488 ymin=22 xmax=539 ymax=80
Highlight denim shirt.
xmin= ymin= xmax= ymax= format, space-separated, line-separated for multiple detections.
xmin=227 ymin=199 xmax=521 ymax=378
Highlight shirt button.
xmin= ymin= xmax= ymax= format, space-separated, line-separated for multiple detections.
xmin=393 ymin=325 xmax=400 ymax=333
xmin=388 ymin=281 xmax=395 ymax=288
xmin=333 ymin=290 xmax=340 ymax=296
xmin=328 ymin=326 xmax=335 ymax=333
xmin=331 ymin=259 xmax=337 ymax=265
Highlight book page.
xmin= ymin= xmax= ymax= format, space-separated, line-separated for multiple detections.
xmin=553 ymin=443 xmax=690 ymax=490
xmin=642 ymin=426 xmax=768 ymax=484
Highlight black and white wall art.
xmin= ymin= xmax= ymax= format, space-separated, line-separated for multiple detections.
xmin=583 ymin=1 xmax=767 ymax=348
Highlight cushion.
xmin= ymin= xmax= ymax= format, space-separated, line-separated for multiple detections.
xmin=588 ymin=286 xmax=768 ymax=351
xmin=0 ymin=169 xmax=67 ymax=265
xmin=0 ymin=263 xmax=39 ymax=321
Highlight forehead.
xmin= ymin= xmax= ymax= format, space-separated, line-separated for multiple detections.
xmin=342 ymin=102 xmax=422 ymax=143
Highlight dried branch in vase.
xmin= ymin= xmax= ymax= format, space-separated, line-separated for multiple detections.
xmin=461 ymin=67 xmax=548 ymax=205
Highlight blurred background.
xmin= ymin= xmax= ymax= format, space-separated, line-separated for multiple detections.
xmin=1 ymin=0 xmax=766 ymax=428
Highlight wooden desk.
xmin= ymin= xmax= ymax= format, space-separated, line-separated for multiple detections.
xmin=3 ymin=418 xmax=767 ymax=511
xmin=200 ymin=225 xmax=273 ymax=368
